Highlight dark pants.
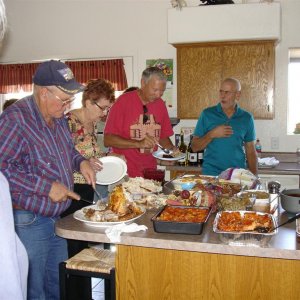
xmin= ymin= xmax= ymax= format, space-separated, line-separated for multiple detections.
xmin=61 ymin=184 xmax=94 ymax=300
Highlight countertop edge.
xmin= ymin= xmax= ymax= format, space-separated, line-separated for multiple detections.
xmin=55 ymin=215 xmax=300 ymax=261
xmin=117 ymin=236 xmax=300 ymax=260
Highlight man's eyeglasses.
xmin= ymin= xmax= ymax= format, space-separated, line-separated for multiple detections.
xmin=94 ymin=102 xmax=110 ymax=114
xmin=219 ymin=89 xmax=237 ymax=95
xmin=46 ymin=88 xmax=76 ymax=106
xmin=143 ymin=105 xmax=149 ymax=124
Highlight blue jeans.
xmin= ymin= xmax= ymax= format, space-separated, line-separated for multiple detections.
xmin=13 ymin=210 xmax=67 ymax=300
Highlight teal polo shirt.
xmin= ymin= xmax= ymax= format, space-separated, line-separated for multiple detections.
xmin=194 ymin=103 xmax=256 ymax=176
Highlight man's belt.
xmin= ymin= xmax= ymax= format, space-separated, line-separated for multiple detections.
xmin=12 ymin=203 xmax=24 ymax=210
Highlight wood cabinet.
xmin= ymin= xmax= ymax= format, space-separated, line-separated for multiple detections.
xmin=116 ymin=245 xmax=300 ymax=300
xmin=175 ymin=40 xmax=275 ymax=119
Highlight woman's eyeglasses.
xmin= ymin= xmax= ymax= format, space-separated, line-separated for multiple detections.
xmin=94 ymin=102 xmax=110 ymax=114
xmin=143 ymin=105 xmax=149 ymax=124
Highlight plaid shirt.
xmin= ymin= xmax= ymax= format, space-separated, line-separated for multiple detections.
xmin=0 ymin=96 xmax=85 ymax=217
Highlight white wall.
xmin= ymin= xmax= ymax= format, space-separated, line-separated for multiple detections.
xmin=1 ymin=0 xmax=300 ymax=152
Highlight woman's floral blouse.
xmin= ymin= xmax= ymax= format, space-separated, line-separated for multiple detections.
xmin=66 ymin=112 xmax=102 ymax=184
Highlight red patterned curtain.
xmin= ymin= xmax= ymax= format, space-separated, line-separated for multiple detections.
xmin=0 ymin=59 xmax=128 ymax=94
xmin=66 ymin=59 xmax=128 ymax=91
xmin=0 ymin=63 xmax=39 ymax=93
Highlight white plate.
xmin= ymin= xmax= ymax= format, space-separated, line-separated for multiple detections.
xmin=73 ymin=205 xmax=145 ymax=227
xmin=96 ymin=156 xmax=127 ymax=185
xmin=152 ymin=149 xmax=186 ymax=161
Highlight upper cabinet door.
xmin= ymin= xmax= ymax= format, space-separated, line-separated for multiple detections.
xmin=175 ymin=41 xmax=275 ymax=120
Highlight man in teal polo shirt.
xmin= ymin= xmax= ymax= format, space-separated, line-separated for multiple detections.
xmin=192 ymin=77 xmax=258 ymax=176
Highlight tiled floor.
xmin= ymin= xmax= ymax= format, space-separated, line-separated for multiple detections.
xmin=89 ymin=243 xmax=114 ymax=300
xmin=92 ymin=278 xmax=104 ymax=300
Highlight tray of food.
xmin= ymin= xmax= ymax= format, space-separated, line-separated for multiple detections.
xmin=122 ymin=177 xmax=162 ymax=195
xmin=216 ymin=195 xmax=254 ymax=211
xmin=151 ymin=205 xmax=211 ymax=235
xmin=237 ymin=190 xmax=272 ymax=213
xmin=210 ymin=180 xmax=243 ymax=197
xmin=213 ymin=211 xmax=278 ymax=246
xmin=165 ymin=190 xmax=202 ymax=206
xmin=74 ymin=204 xmax=145 ymax=227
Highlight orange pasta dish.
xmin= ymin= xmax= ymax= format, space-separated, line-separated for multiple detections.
xmin=217 ymin=211 xmax=273 ymax=232
xmin=157 ymin=206 xmax=209 ymax=223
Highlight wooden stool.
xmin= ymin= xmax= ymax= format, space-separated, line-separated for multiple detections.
xmin=59 ymin=248 xmax=116 ymax=300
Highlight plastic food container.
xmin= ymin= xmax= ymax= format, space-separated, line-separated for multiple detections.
xmin=216 ymin=195 xmax=252 ymax=211
xmin=238 ymin=190 xmax=271 ymax=213
xmin=151 ymin=205 xmax=211 ymax=235
xmin=180 ymin=182 xmax=197 ymax=191
xmin=171 ymin=175 xmax=211 ymax=190
xmin=213 ymin=211 xmax=278 ymax=247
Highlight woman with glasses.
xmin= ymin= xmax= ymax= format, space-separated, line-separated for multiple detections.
xmin=61 ymin=78 xmax=115 ymax=218
xmin=60 ymin=78 xmax=117 ymax=298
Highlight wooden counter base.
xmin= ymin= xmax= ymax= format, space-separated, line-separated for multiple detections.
xmin=117 ymin=244 xmax=300 ymax=300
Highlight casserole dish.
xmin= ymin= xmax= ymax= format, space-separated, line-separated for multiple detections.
xmin=151 ymin=205 xmax=211 ymax=235
xmin=213 ymin=211 xmax=278 ymax=247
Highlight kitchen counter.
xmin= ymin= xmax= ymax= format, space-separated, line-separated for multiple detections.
xmin=56 ymin=209 xmax=300 ymax=260
xmin=166 ymin=161 xmax=300 ymax=175
xmin=165 ymin=156 xmax=300 ymax=187
xmin=56 ymin=208 xmax=300 ymax=299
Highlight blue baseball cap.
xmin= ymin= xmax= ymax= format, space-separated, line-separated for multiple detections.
xmin=33 ymin=60 xmax=84 ymax=95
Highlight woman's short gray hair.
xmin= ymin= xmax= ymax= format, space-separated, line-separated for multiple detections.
xmin=142 ymin=67 xmax=167 ymax=83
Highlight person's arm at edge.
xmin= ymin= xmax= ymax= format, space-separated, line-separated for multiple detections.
xmin=245 ymin=141 xmax=258 ymax=176
xmin=191 ymin=132 xmax=214 ymax=152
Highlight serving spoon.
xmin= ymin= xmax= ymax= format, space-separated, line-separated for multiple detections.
xmin=256 ymin=212 xmax=300 ymax=233
xmin=156 ymin=143 xmax=173 ymax=155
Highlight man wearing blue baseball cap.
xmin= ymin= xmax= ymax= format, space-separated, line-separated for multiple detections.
xmin=0 ymin=59 xmax=98 ymax=300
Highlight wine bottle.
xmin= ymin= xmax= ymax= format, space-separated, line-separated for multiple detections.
xmin=197 ymin=149 xmax=204 ymax=165
xmin=178 ymin=130 xmax=187 ymax=166
xmin=188 ymin=135 xmax=198 ymax=166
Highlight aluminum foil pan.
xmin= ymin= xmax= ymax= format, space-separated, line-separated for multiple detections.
xmin=213 ymin=211 xmax=278 ymax=247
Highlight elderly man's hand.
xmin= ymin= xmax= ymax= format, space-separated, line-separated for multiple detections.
xmin=80 ymin=160 xmax=96 ymax=189
xmin=49 ymin=181 xmax=80 ymax=202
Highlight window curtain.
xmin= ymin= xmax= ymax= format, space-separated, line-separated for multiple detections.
xmin=0 ymin=63 xmax=39 ymax=93
xmin=0 ymin=58 xmax=128 ymax=94
xmin=66 ymin=59 xmax=128 ymax=91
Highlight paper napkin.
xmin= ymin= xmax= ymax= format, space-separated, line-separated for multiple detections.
xmin=105 ymin=223 xmax=148 ymax=243
xmin=258 ymin=157 xmax=279 ymax=166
